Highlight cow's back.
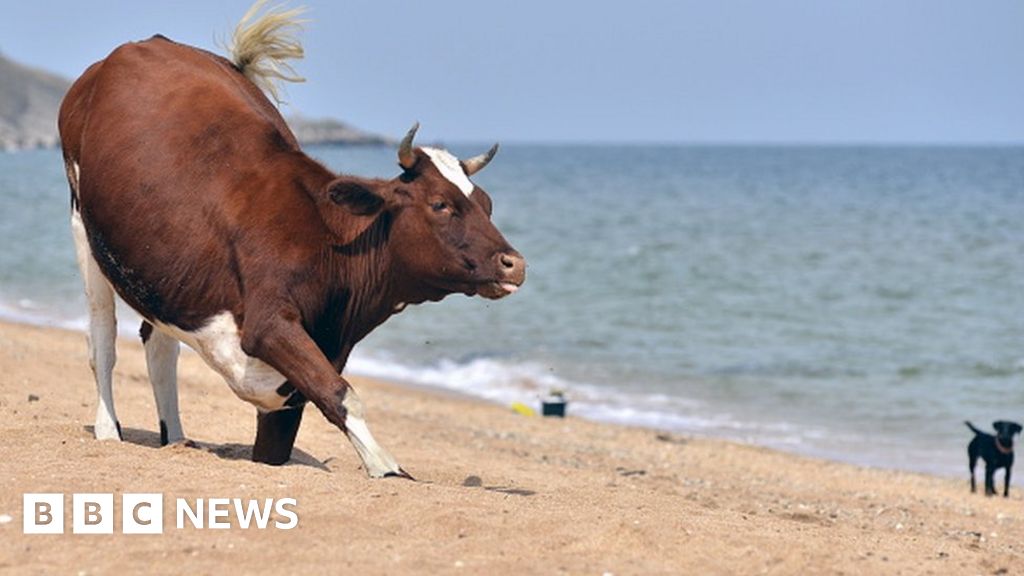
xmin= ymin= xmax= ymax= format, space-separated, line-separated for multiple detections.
xmin=59 ymin=35 xmax=328 ymax=330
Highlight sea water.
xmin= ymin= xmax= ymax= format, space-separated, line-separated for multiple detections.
xmin=1 ymin=145 xmax=1022 ymax=477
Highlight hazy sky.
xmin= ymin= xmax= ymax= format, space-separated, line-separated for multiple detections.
xmin=2 ymin=1 xmax=1021 ymax=144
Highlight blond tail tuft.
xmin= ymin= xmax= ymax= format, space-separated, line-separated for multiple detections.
xmin=229 ymin=0 xmax=308 ymax=104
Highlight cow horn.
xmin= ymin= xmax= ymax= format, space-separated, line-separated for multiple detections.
xmin=398 ymin=122 xmax=419 ymax=170
xmin=462 ymin=143 xmax=499 ymax=176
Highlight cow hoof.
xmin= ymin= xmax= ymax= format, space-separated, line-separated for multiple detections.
xmin=94 ymin=419 xmax=123 ymax=441
xmin=164 ymin=438 xmax=197 ymax=449
xmin=253 ymin=452 xmax=291 ymax=466
xmin=383 ymin=467 xmax=415 ymax=481
xmin=159 ymin=420 xmax=188 ymax=446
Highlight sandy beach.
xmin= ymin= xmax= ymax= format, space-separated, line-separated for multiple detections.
xmin=0 ymin=319 xmax=1020 ymax=575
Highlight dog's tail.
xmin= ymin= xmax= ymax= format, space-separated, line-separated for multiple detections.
xmin=965 ymin=420 xmax=985 ymax=435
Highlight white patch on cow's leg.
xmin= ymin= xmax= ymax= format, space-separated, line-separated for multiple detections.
xmin=70 ymin=210 xmax=121 ymax=441
xmin=144 ymin=328 xmax=184 ymax=445
xmin=341 ymin=391 xmax=407 ymax=478
xmin=421 ymin=147 xmax=474 ymax=196
xmin=156 ymin=312 xmax=289 ymax=411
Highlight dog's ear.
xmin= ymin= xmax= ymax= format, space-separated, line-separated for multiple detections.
xmin=993 ymin=421 xmax=1013 ymax=434
xmin=1012 ymin=422 xmax=1023 ymax=436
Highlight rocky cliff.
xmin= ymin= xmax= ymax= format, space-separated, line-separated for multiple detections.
xmin=0 ymin=53 xmax=70 ymax=151
xmin=286 ymin=114 xmax=393 ymax=147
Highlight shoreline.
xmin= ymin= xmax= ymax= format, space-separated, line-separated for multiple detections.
xmin=1 ymin=319 xmax=1022 ymax=573
xmin=0 ymin=310 xmax=975 ymax=479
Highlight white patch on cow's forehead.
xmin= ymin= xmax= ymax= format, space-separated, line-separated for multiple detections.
xmin=421 ymin=147 xmax=474 ymax=196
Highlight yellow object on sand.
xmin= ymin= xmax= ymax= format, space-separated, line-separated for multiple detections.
xmin=510 ymin=402 xmax=536 ymax=417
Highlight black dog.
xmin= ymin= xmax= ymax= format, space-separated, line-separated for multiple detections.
xmin=966 ymin=420 xmax=1022 ymax=497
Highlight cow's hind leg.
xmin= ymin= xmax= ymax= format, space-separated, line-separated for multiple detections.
xmin=140 ymin=321 xmax=184 ymax=445
xmin=253 ymin=405 xmax=305 ymax=465
xmin=70 ymin=209 xmax=121 ymax=441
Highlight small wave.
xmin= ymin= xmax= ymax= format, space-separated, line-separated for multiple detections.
xmin=971 ymin=361 xmax=1023 ymax=378
xmin=346 ymin=352 xmax=568 ymax=404
xmin=345 ymin=349 xmax=828 ymax=451
xmin=897 ymin=365 xmax=924 ymax=378
xmin=0 ymin=299 xmax=87 ymax=332
xmin=0 ymin=296 xmax=143 ymax=337
xmin=874 ymin=285 xmax=916 ymax=301
xmin=708 ymin=360 xmax=866 ymax=379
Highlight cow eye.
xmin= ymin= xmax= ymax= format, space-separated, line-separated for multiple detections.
xmin=431 ymin=200 xmax=448 ymax=212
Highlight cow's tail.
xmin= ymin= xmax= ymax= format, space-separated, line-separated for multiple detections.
xmin=229 ymin=0 xmax=307 ymax=104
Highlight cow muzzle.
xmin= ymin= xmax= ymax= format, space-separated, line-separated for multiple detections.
xmin=478 ymin=251 xmax=526 ymax=299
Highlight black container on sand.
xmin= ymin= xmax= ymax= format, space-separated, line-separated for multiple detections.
xmin=541 ymin=394 xmax=567 ymax=417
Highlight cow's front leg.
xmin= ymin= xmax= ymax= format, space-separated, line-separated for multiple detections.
xmin=242 ymin=311 xmax=411 ymax=479
xmin=253 ymin=404 xmax=305 ymax=465
xmin=334 ymin=382 xmax=412 ymax=479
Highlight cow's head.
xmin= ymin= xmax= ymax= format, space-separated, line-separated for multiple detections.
xmin=325 ymin=123 xmax=525 ymax=303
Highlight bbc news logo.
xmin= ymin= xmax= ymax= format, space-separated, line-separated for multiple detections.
xmin=22 ymin=493 xmax=298 ymax=534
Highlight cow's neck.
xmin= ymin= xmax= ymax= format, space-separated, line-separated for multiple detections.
xmin=291 ymin=164 xmax=401 ymax=366
xmin=321 ymin=215 xmax=402 ymax=366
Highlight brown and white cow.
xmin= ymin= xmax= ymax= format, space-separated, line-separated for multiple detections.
xmin=57 ymin=4 xmax=525 ymax=478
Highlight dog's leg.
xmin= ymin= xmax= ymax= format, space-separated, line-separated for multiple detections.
xmin=1004 ymin=466 xmax=1012 ymax=498
xmin=985 ymin=464 xmax=996 ymax=496
xmin=966 ymin=450 xmax=974 ymax=491
xmin=968 ymin=448 xmax=978 ymax=493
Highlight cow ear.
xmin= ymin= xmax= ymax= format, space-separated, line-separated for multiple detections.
xmin=472 ymin=187 xmax=493 ymax=217
xmin=321 ymin=177 xmax=392 ymax=246
xmin=327 ymin=179 xmax=389 ymax=216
